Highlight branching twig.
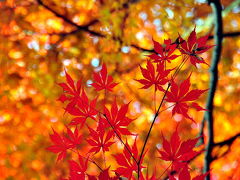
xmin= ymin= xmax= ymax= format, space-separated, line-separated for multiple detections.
xmin=37 ymin=0 xmax=105 ymax=37
xmin=103 ymin=114 xmax=138 ymax=165
xmin=211 ymin=133 xmax=240 ymax=160
xmin=37 ymin=0 xmax=240 ymax=58
xmin=137 ymin=83 xmax=171 ymax=179
xmin=214 ymin=133 xmax=240 ymax=147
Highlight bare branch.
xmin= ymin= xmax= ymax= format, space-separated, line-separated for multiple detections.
xmin=36 ymin=0 xmax=105 ymax=37
xmin=208 ymin=31 xmax=240 ymax=39
xmin=210 ymin=133 xmax=240 ymax=161
xmin=214 ymin=133 xmax=240 ymax=147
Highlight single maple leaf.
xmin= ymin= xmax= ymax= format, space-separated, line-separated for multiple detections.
xmin=66 ymin=126 xmax=82 ymax=148
xmin=169 ymin=165 xmax=209 ymax=180
xmin=91 ymin=63 xmax=118 ymax=91
xmin=98 ymin=167 xmax=119 ymax=180
xmin=178 ymin=28 xmax=214 ymax=67
xmin=103 ymin=99 xmax=134 ymax=137
xmin=136 ymin=61 xmax=171 ymax=92
xmin=86 ymin=126 xmax=114 ymax=154
xmin=46 ymin=128 xmax=72 ymax=161
xmin=165 ymin=74 xmax=207 ymax=122
xmin=66 ymin=89 xmax=98 ymax=127
xmin=148 ymin=39 xmax=179 ymax=63
xmin=58 ymin=70 xmax=82 ymax=111
xmin=68 ymin=155 xmax=88 ymax=180
xmin=158 ymin=127 xmax=203 ymax=173
xmin=87 ymin=167 xmax=119 ymax=180
xmin=114 ymin=139 xmax=145 ymax=179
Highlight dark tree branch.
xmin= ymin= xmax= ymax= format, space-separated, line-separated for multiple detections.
xmin=214 ymin=133 xmax=240 ymax=147
xmin=37 ymin=0 xmax=77 ymax=27
xmin=130 ymin=44 xmax=154 ymax=52
xmin=204 ymin=0 xmax=223 ymax=179
xmin=37 ymin=0 xmax=240 ymax=55
xmin=208 ymin=31 xmax=240 ymax=39
xmin=37 ymin=0 xmax=154 ymax=52
xmin=36 ymin=0 xmax=105 ymax=37
xmin=211 ymin=133 xmax=240 ymax=161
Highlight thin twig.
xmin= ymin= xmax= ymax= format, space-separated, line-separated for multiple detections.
xmin=137 ymin=54 xmax=190 ymax=179
xmin=157 ymin=162 xmax=172 ymax=180
xmin=103 ymin=114 xmax=138 ymax=164
xmin=137 ymin=82 xmax=171 ymax=178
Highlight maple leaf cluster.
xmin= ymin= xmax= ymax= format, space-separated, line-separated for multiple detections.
xmin=136 ymin=28 xmax=210 ymax=122
xmin=47 ymin=28 xmax=213 ymax=179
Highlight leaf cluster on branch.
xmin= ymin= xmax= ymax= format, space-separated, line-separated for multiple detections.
xmin=47 ymin=28 xmax=213 ymax=180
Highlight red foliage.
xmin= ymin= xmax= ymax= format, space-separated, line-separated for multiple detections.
xmin=58 ymin=70 xmax=82 ymax=110
xmin=136 ymin=61 xmax=172 ymax=92
xmin=67 ymin=89 xmax=98 ymax=127
xmin=158 ymin=127 xmax=202 ymax=172
xmin=91 ymin=63 xmax=118 ymax=92
xmin=148 ymin=39 xmax=179 ymax=63
xmin=178 ymin=28 xmax=214 ymax=67
xmin=114 ymin=139 xmax=145 ymax=179
xmin=86 ymin=126 xmax=114 ymax=154
xmin=103 ymin=99 xmax=134 ymax=137
xmin=165 ymin=74 xmax=208 ymax=122
xmin=47 ymin=28 xmax=213 ymax=179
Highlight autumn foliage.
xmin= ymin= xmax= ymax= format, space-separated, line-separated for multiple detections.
xmin=47 ymin=29 xmax=212 ymax=179
xmin=1 ymin=0 xmax=240 ymax=179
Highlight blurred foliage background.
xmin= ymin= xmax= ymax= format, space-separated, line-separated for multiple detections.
xmin=0 ymin=0 xmax=240 ymax=179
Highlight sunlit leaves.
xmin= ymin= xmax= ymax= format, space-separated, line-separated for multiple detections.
xmin=165 ymin=74 xmax=208 ymax=122
xmin=58 ymin=70 xmax=82 ymax=111
xmin=178 ymin=28 xmax=214 ymax=67
xmin=91 ymin=63 xmax=118 ymax=92
xmin=103 ymin=99 xmax=134 ymax=137
xmin=114 ymin=139 xmax=145 ymax=179
xmin=148 ymin=39 xmax=179 ymax=63
xmin=1 ymin=0 xmax=237 ymax=178
xmin=86 ymin=126 xmax=114 ymax=154
xmin=158 ymin=127 xmax=202 ymax=173
xmin=136 ymin=61 xmax=171 ymax=92
xmin=47 ymin=128 xmax=72 ymax=161
xmin=68 ymin=155 xmax=88 ymax=180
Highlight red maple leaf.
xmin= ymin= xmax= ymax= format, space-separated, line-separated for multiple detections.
xmin=98 ymin=167 xmax=119 ymax=180
xmin=178 ymin=28 xmax=214 ymax=67
xmin=47 ymin=128 xmax=72 ymax=161
xmin=136 ymin=61 xmax=171 ymax=92
xmin=148 ymin=39 xmax=179 ymax=63
xmin=66 ymin=126 xmax=82 ymax=148
xmin=86 ymin=126 xmax=114 ymax=154
xmin=103 ymin=99 xmax=134 ymax=137
xmin=114 ymin=139 xmax=145 ymax=179
xmin=91 ymin=63 xmax=118 ymax=91
xmin=169 ymin=165 xmax=209 ymax=180
xmin=158 ymin=127 xmax=203 ymax=172
xmin=68 ymin=155 xmax=88 ymax=180
xmin=58 ymin=70 xmax=82 ymax=110
xmin=165 ymin=74 xmax=207 ymax=122
xmin=88 ymin=167 xmax=119 ymax=180
xmin=66 ymin=89 xmax=98 ymax=127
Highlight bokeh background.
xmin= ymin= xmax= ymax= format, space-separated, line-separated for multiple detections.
xmin=0 ymin=0 xmax=240 ymax=179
